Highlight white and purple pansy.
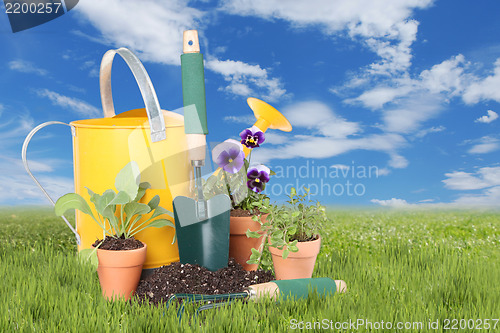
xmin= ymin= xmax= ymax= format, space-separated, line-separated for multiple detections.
xmin=212 ymin=139 xmax=245 ymax=174
xmin=246 ymin=164 xmax=270 ymax=193
xmin=239 ymin=126 xmax=265 ymax=149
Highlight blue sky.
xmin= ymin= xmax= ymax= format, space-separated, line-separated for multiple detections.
xmin=1 ymin=0 xmax=499 ymax=207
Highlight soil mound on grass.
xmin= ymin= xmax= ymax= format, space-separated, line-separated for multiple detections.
xmin=136 ymin=258 xmax=274 ymax=304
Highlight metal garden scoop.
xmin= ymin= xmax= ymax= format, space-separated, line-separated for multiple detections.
xmin=173 ymin=30 xmax=231 ymax=271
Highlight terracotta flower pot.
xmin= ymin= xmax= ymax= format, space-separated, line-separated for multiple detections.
xmin=229 ymin=214 xmax=268 ymax=271
xmin=269 ymin=236 xmax=321 ymax=280
xmin=95 ymin=242 xmax=147 ymax=301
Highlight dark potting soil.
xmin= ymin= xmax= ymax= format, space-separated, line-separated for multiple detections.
xmin=230 ymin=208 xmax=261 ymax=217
xmin=92 ymin=235 xmax=144 ymax=251
xmin=135 ymin=258 xmax=274 ymax=304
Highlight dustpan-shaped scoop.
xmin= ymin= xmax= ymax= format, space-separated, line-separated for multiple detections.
xmin=173 ymin=194 xmax=231 ymax=271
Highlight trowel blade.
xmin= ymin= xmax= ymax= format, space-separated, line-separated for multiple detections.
xmin=173 ymin=194 xmax=231 ymax=227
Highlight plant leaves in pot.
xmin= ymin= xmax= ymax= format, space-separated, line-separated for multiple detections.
xmin=54 ymin=161 xmax=175 ymax=301
xmin=247 ymin=187 xmax=327 ymax=279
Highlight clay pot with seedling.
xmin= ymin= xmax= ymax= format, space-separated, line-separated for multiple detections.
xmin=247 ymin=187 xmax=327 ymax=280
xmin=54 ymin=161 xmax=175 ymax=300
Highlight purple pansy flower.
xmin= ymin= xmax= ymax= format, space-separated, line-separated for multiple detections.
xmin=247 ymin=164 xmax=270 ymax=193
xmin=239 ymin=126 xmax=265 ymax=149
xmin=212 ymin=139 xmax=245 ymax=174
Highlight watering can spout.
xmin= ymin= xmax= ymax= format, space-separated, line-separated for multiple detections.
xmin=100 ymin=47 xmax=167 ymax=142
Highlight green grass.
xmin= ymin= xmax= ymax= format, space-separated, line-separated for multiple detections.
xmin=1 ymin=207 xmax=499 ymax=332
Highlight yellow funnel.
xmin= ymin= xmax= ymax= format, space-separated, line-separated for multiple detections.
xmin=243 ymin=97 xmax=292 ymax=156
xmin=247 ymin=97 xmax=292 ymax=133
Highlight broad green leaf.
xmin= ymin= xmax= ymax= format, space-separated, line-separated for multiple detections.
xmin=289 ymin=245 xmax=299 ymax=252
xmin=151 ymin=206 xmax=174 ymax=219
xmin=251 ymin=248 xmax=260 ymax=255
xmin=55 ymin=193 xmax=94 ymax=217
xmin=146 ymin=219 xmax=174 ymax=228
xmin=124 ymin=202 xmax=151 ymax=220
xmin=283 ymin=248 xmax=290 ymax=259
xmin=246 ymin=230 xmax=261 ymax=238
xmin=108 ymin=191 xmax=131 ymax=206
xmin=115 ymin=161 xmax=140 ymax=200
xmin=271 ymin=230 xmax=283 ymax=240
xmin=147 ymin=195 xmax=160 ymax=211
xmin=78 ymin=248 xmax=98 ymax=269
xmin=86 ymin=187 xmax=100 ymax=205
xmin=134 ymin=182 xmax=151 ymax=202
xmin=95 ymin=190 xmax=115 ymax=216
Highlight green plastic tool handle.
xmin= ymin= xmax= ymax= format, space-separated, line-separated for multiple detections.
xmin=273 ymin=277 xmax=337 ymax=300
xmin=181 ymin=52 xmax=208 ymax=135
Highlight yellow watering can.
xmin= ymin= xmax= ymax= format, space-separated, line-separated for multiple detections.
xmin=22 ymin=48 xmax=191 ymax=269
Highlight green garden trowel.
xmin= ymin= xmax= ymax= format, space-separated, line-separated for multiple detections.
xmin=173 ymin=30 xmax=231 ymax=271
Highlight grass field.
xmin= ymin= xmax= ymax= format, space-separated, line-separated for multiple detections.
xmin=1 ymin=207 xmax=499 ymax=332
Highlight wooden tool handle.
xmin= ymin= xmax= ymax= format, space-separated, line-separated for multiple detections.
xmin=247 ymin=282 xmax=280 ymax=301
xmin=183 ymin=30 xmax=200 ymax=54
xmin=186 ymin=133 xmax=206 ymax=162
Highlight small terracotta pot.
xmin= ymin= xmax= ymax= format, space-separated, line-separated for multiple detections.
xmin=269 ymin=236 xmax=321 ymax=280
xmin=229 ymin=214 xmax=268 ymax=271
xmin=95 ymin=242 xmax=147 ymax=301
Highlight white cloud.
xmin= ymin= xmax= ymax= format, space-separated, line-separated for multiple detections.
xmin=75 ymin=0 xmax=287 ymax=100
xmin=414 ymin=125 xmax=446 ymax=138
xmin=0 ymin=153 xmax=73 ymax=204
xmin=463 ymin=58 xmax=500 ymax=104
xmin=475 ymin=110 xmax=498 ymax=124
xmin=36 ymin=89 xmax=100 ymax=117
xmin=283 ymin=101 xmax=360 ymax=138
xmin=388 ymin=154 xmax=409 ymax=169
xmin=467 ymin=136 xmax=500 ymax=154
xmin=451 ymin=186 xmax=500 ymax=207
xmin=381 ymin=94 xmax=444 ymax=133
xmin=371 ymin=198 xmax=414 ymax=208
xmin=347 ymin=55 xmax=470 ymax=134
xmin=8 ymin=60 xmax=48 ymax=76
xmin=223 ymin=115 xmax=255 ymax=124
xmin=351 ymin=85 xmax=414 ymax=109
xmin=441 ymin=166 xmax=500 ymax=207
xmin=419 ymin=54 xmax=468 ymax=96
xmin=442 ymin=167 xmax=500 ymax=190
xmin=220 ymin=0 xmax=433 ymax=74
xmin=0 ymin=112 xmax=34 ymax=147
xmin=250 ymin=101 xmax=408 ymax=168
xmin=75 ymin=0 xmax=203 ymax=65
xmin=262 ymin=132 xmax=288 ymax=145
xmin=206 ymin=59 xmax=287 ymax=101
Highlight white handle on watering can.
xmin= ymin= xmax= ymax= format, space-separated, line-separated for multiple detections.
xmin=21 ymin=121 xmax=81 ymax=245
xmin=100 ymin=47 xmax=167 ymax=142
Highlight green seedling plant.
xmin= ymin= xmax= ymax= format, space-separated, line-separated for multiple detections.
xmin=246 ymin=187 xmax=327 ymax=268
xmin=54 ymin=161 xmax=174 ymax=261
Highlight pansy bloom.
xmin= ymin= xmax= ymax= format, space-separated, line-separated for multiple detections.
xmin=240 ymin=126 xmax=265 ymax=149
xmin=247 ymin=165 xmax=270 ymax=193
xmin=212 ymin=139 xmax=245 ymax=174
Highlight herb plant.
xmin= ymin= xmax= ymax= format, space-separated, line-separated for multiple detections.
xmin=246 ymin=187 xmax=327 ymax=267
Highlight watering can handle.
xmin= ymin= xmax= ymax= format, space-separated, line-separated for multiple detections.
xmin=99 ymin=47 xmax=167 ymax=142
xmin=21 ymin=121 xmax=81 ymax=245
